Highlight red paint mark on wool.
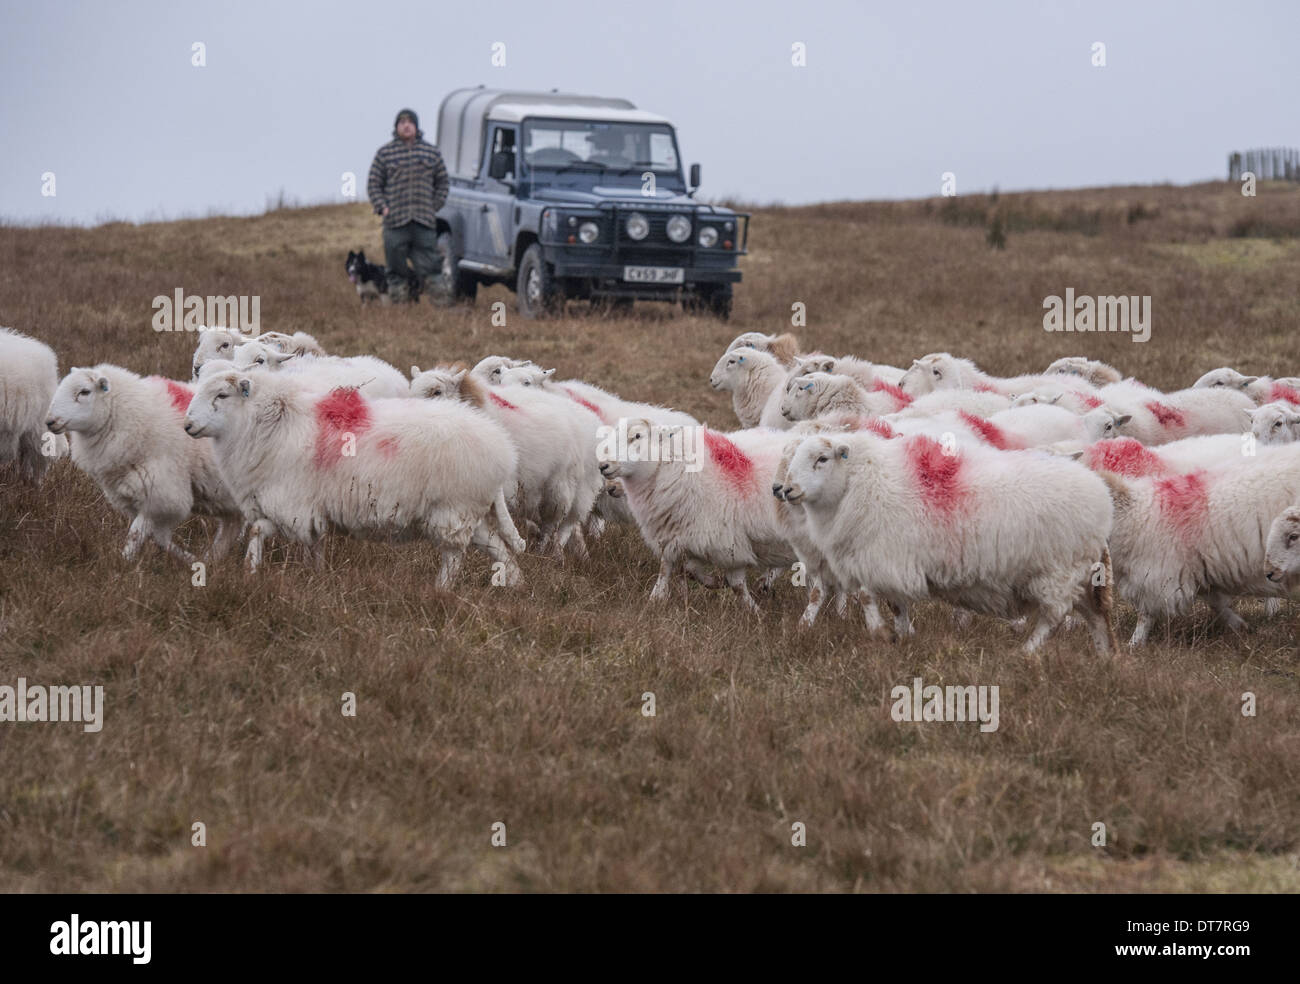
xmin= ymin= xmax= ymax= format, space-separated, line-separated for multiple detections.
xmin=489 ymin=392 xmax=519 ymax=411
xmin=563 ymin=387 xmax=607 ymax=422
xmin=862 ymin=417 xmax=896 ymax=439
xmin=1270 ymin=381 xmax=1300 ymax=406
xmin=313 ymin=388 xmax=371 ymax=469
xmin=1079 ymin=393 xmax=1103 ymax=409
xmin=1144 ymin=399 xmax=1186 ymax=430
xmin=906 ymin=435 xmax=967 ymax=514
xmin=377 ymin=436 xmax=399 ymax=459
xmin=149 ymin=377 xmax=194 ymax=415
xmin=957 ymin=410 xmax=1021 ymax=450
xmin=1153 ymin=470 xmax=1210 ymax=542
xmin=1086 ymin=438 xmax=1166 ymax=477
xmin=871 ymin=380 xmax=912 ymax=410
xmin=703 ymin=430 xmax=754 ymax=491
xmin=972 ymin=381 xmax=998 ymax=393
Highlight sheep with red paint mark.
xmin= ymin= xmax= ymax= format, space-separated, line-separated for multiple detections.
xmin=46 ymin=365 xmax=241 ymax=562
xmin=780 ymin=432 xmax=1117 ymax=653
xmin=228 ymin=342 xmax=407 ymax=398
xmin=1009 ymin=382 xmax=1105 ymax=415
xmin=498 ymin=365 xmax=697 ymax=429
xmin=410 ymin=365 xmax=601 ymax=559
xmin=899 ymin=352 xmax=1101 ymax=403
xmin=1081 ymin=386 xmax=1255 ymax=445
xmin=1192 ymin=367 xmax=1300 ymax=407
xmin=1 ymin=326 xmax=65 ymax=483
xmin=192 ymin=329 xmax=324 ymax=379
xmin=597 ymin=422 xmax=796 ymax=611
xmin=183 ymin=370 xmax=523 ymax=583
xmin=1100 ymin=443 xmax=1300 ymax=645
xmin=780 ymin=372 xmax=911 ymax=423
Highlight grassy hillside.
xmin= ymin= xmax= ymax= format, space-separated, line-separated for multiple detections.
xmin=1 ymin=181 xmax=1298 ymax=892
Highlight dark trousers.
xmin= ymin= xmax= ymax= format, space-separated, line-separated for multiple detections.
xmin=382 ymin=221 xmax=438 ymax=300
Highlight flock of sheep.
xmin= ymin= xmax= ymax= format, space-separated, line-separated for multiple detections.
xmin=3 ymin=322 xmax=1300 ymax=652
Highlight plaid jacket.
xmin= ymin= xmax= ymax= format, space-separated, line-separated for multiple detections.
xmin=367 ymin=137 xmax=450 ymax=229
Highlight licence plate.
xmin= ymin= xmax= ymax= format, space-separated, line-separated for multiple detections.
xmin=623 ymin=265 xmax=684 ymax=284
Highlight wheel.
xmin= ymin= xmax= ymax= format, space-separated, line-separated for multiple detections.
xmin=433 ymin=231 xmax=477 ymax=305
xmin=684 ymin=284 xmax=732 ymax=320
xmin=516 ymin=244 xmax=561 ymax=319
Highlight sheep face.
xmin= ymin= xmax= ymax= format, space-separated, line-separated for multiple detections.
xmin=1082 ymin=407 xmax=1133 ymax=442
xmin=46 ymin=369 xmax=112 ymax=435
xmin=410 ymin=367 xmax=466 ymax=400
xmin=1010 ymin=386 xmax=1064 ymax=408
xmin=1248 ymin=403 xmax=1300 ymax=445
xmin=498 ymin=366 xmax=553 ymax=388
xmin=899 ymin=353 xmax=957 ymax=397
xmin=709 ymin=348 xmax=759 ymax=391
xmin=596 ymin=418 xmax=657 ymax=482
xmin=183 ymin=373 xmax=252 ymax=439
xmin=192 ymin=328 xmax=244 ymax=379
xmin=231 ymin=341 xmax=294 ymax=372
xmin=471 ymin=356 xmax=531 ymax=384
xmin=781 ymin=436 xmax=850 ymax=506
xmin=780 ymin=373 xmax=829 ymax=421
xmin=1265 ymin=507 xmax=1300 ymax=584
xmin=1193 ymin=367 xmax=1257 ymax=392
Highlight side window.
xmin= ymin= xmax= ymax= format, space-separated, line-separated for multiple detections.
xmin=488 ymin=126 xmax=517 ymax=180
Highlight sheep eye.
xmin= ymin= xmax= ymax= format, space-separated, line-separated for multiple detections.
xmin=816 ymin=455 xmax=828 ymax=464
xmin=216 ymin=393 xmax=228 ymax=400
xmin=79 ymin=388 xmax=91 ymax=396
xmin=933 ymin=369 xmax=942 ymax=378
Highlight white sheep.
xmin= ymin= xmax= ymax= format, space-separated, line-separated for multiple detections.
xmin=1100 ymin=443 xmax=1300 ymax=645
xmin=471 ymin=355 xmax=533 ymax=383
xmin=780 ymin=372 xmax=911 ymax=423
xmin=1070 ymin=435 xmax=1253 ymax=479
xmin=1009 ymin=381 xmax=1106 ymax=415
xmin=1081 ymin=386 xmax=1256 ymax=445
xmin=1248 ymin=402 xmax=1300 ymax=446
xmin=254 ymin=331 xmax=325 ymax=358
xmin=1192 ymin=367 xmax=1300 ymax=407
xmin=1044 ymin=357 xmax=1124 ymax=386
xmin=191 ymin=327 xmax=251 ymax=379
xmin=900 ymin=352 xmax=1100 ymax=402
xmin=230 ymin=342 xmax=408 ymax=398
xmin=780 ymin=432 xmax=1116 ymax=653
xmin=710 ymin=347 xmax=786 ymax=428
xmin=410 ymin=365 xmax=601 ymax=559
xmin=597 ymin=421 xmax=796 ymax=610
xmin=46 ymin=365 xmax=241 ymax=561
xmin=498 ymin=365 xmax=697 ymax=429
xmin=724 ymin=331 xmax=801 ymax=367
xmin=787 ymin=353 xmax=907 ymax=388
xmin=1 ymin=327 xmax=63 ymax=482
xmin=183 ymin=371 xmax=523 ymax=582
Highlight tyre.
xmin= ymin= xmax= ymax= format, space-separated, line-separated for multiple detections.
xmin=516 ymin=244 xmax=561 ymax=319
xmin=433 ymin=231 xmax=477 ymax=305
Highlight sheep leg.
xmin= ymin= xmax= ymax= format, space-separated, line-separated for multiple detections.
xmin=891 ymin=601 xmax=914 ymax=638
xmin=123 ymin=514 xmax=148 ymax=561
xmin=1129 ymin=612 xmax=1153 ymax=648
xmin=857 ymin=589 xmax=885 ymax=633
xmin=492 ymin=488 xmax=526 ymax=553
xmin=725 ymin=569 xmax=761 ymax=614
xmin=834 ymin=591 xmax=848 ymax=616
xmin=650 ymin=554 xmax=676 ymax=601
xmin=683 ymin=558 xmax=723 ymax=589
xmin=208 ymin=518 xmax=240 ymax=561
xmin=1205 ymin=592 xmax=1248 ymax=633
xmin=436 ymin=549 xmax=464 ymax=588
xmin=755 ymin=567 xmax=782 ymax=594
xmin=583 ymin=511 xmax=606 ymax=541
xmin=566 ymin=524 xmax=590 ymax=561
xmin=798 ymin=579 xmax=826 ymax=629
xmin=244 ymin=519 xmax=275 ymax=573
xmin=472 ymin=522 xmax=522 ymax=586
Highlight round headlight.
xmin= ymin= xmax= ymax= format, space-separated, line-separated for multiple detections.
xmin=698 ymin=225 xmax=718 ymax=247
xmin=626 ymin=212 xmax=649 ymax=241
xmin=666 ymin=214 xmax=691 ymax=243
xmin=578 ymin=221 xmax=599 ymax=244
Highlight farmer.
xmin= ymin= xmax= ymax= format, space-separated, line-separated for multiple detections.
xmin=366 ymin=108 xmax=450 ymax=303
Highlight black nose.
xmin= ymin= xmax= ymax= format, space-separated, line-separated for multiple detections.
xmin=771 ymin=483 xmax=783 ymax=498
xmin=45 ymin=419 xmax=55 ymax=429
xmin=782 ymin=486 xmax=794 ymax=497
xmin=598 ymin=462 xmax=610 ymax=474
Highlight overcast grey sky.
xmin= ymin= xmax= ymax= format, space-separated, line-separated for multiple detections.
xmin=2 ymin=0 xmax=1295 ymax=224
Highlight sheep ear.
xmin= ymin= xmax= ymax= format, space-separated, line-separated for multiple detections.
xmin=410 ymin=365 xmax=422 ymax=380
xmin=1242 ymin=408 xmax=1256 ymax=421
xmin=835 ymin=443 xmax=849 ymax=460
xmin=1115 ymin=414 xmax=1132 ymax=426
xmin=1289 ymin=412 xmax=1300 ymax=425
xmin=96 ymin=376 xmax=110 ymax=393
xmin=1241 ymin=376 xmax=1259 ymax=386
xmin=1068 ymin=450 xmax=1084 ymax=460
xmin=1047 ymin=393 xmax=1062 ymax=404
xmin=452 ymin=369 xmax=467 ymax=383
xmin=237 ymin=377 xmax=253 ymax=398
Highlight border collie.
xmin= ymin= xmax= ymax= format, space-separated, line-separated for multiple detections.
xmin=346 ymin=250 xmax=422 ymax=304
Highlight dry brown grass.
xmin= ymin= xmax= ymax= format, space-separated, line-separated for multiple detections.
xmin=1 ymin=181 xmax=1299 ymax=892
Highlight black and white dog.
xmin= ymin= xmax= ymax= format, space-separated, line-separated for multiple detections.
xmin=346 ymin=250 xmax=422 ymax=304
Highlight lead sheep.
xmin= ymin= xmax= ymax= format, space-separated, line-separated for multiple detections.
xmin=46 ymin=365 xmax=241 ymax=561
xmin=780 ymin=432 xmax=1116 ymax=653
xmin=597 ymin=421 xmax=796 ymax=610
xmin=1082 ymin=386 xmax=1255 ymax=445
xmin=1100 ymin=443 xmax=1300 ymax=645
xmin=1 ymin=327 xmax=63 ymax=482
xmin=183 ymin=372 xmax=523 ymax=582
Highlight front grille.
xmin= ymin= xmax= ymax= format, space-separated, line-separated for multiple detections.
xmin=617 ymin=247 xmax=691 ymax=265
xmin=613 ymin=210 xmax=691 ymax=246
